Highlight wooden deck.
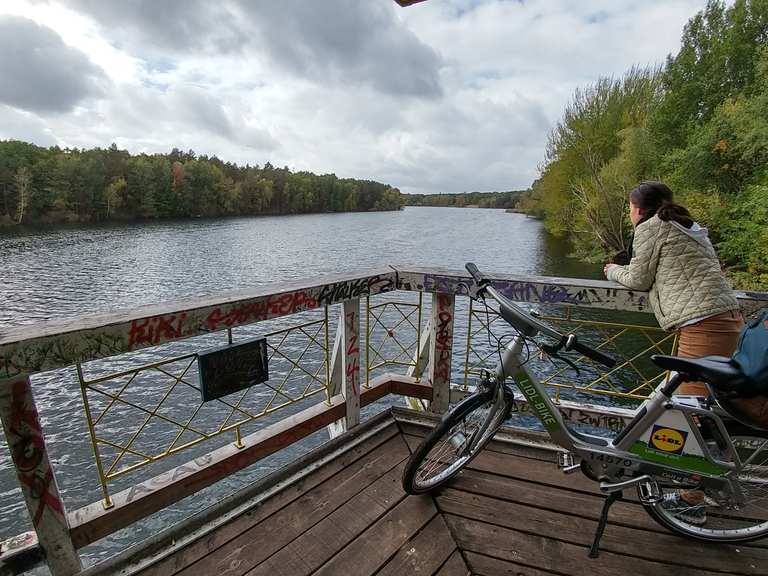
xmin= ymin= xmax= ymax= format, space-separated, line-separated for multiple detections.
xmin=83 ymin=408 xmax=768 ymax=576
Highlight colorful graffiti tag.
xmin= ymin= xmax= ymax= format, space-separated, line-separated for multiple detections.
xmin=3 ymin=379 xmax=65 ymax=527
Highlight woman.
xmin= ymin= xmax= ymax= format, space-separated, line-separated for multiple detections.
xmin=604 ymin=181 xmax=743 ymax=396
xmin=604 ymin=181 xmax=745 ymax=525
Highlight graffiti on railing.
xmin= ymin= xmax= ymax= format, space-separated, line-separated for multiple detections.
xmin=433 ymin=294 xmax=454 ymax=384
xmin=0 ymin=272 xmax=397 ymax=379
xmin=316 ymin=274 xmax=394 ymax=307
xmin=128 ymin=313 xmax=188 ymax=349
xmin=3 ymin=380 xmax=65 ymax=527
xmin=345 ymin=307 xmax=361 ymax=396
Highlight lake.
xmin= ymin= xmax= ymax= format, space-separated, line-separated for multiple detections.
xmin=0 ymin=207 xmax=599 ymax=328
xmin=0 ymin=207 xmax=602 ymax=567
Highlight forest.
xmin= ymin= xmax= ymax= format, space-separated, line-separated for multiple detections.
xmin=519 ymin=0 xmax=768 ymax=290
xmin=404 ymin=190 xmax=524 ymax=208
xmin=0 ymin=142 xmax=403 ymax=226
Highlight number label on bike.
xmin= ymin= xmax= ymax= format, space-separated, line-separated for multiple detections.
xmin=588 ymin=452 xmax=633 ymax=467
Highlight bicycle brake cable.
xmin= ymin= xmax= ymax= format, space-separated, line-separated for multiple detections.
xmin=540 ymin=339 xmax=581 ymax=376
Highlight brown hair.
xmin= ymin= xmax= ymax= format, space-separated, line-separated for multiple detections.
xmin=629 ymin=181 xmax=693 ymax=228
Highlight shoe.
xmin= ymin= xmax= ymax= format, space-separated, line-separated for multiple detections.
xmin=660 ymin=492 xmax=707 ymax=525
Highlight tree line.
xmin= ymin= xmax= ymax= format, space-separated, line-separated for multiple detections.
xmin=0 ymin=142 xmax=403 ymax=226
xmin=519 ymin=0 xmax=768 ymax=290
xmin=404 ymin=190 xmax=525 ymax=209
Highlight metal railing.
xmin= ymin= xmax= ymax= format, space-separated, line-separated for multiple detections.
xmin=76 ymin=311 xmax=331 ymax=508
xmin=365 ymin=292 xmax=423 ymax=385
xmin=463 ymin=300 xmax=678 ymax=402
xmin=0 ymin=266 xmax=765 ymax=576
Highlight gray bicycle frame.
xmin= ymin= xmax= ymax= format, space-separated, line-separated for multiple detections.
xmin=481 ymin=284 xmax=748 ymax=498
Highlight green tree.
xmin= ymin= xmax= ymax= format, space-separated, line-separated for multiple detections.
xmin=537 ymin=67 xmax=662 ymax=257
xmin=14 ymin=166 xmax=33 ymax=223
xmin=103 ymin=176 xmax=126 ymax=219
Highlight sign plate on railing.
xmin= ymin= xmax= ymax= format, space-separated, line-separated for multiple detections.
xmin=198 ymin=338 xmax=269 ymax=401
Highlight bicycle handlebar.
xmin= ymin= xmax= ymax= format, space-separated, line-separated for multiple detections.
xmin=568 ymin=338 xmax=618 ymax=368
xmin=465 ymin=262 xmax=616 ymax=369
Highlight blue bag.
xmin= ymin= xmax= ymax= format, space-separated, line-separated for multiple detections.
xmin=732 ymin=310 xmax=768 ymax=394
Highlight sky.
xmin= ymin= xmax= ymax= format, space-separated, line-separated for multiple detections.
xmin=0 ymin=0 xmax=707 ymax=195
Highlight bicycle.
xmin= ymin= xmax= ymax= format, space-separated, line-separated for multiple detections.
xmin=402 ymin=262 xmax=768 ymax=556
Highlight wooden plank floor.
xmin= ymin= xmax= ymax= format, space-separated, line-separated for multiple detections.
xmin=127 ymin=411 xmax=767 ymax=576
xmin=134 ymin=417 xmax=469 ymax=576
xmin=400 ymin=418 xmax=768 ymax=576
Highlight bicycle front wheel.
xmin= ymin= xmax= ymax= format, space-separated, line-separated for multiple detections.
xmin=642 ymin=433 xmax=768 ymax=542
xmin=402 ymin=389 xmax=511 ymax=495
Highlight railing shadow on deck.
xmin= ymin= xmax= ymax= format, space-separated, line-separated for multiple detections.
xmin=1 ymin=265 xmax=766 ymax=575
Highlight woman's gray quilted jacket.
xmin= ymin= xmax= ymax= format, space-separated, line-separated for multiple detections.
xmin=606 ymin=215 xmax=739 ymax=330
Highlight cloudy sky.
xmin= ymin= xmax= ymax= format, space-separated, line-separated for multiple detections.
xmin=0 ymin=0 xmax=706 ymax=194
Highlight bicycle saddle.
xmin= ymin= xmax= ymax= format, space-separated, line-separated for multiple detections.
xmin=651 ymin=354 xmax=747 ymax=392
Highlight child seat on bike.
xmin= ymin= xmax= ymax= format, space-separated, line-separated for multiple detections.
xmin=652 ymin=353 xmax=768 ymax=430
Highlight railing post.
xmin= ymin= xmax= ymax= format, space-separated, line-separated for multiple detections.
xmin=326 ymin=299 xmax=362 ymax=437
xmin=428 ymin=293 xmax=455 ymax=413
xmin=341 ymin=299 xmax=362 ymax=429
xmin=0 ymin=376 xmax=81 ymax=575
xmin=326 ymin=310 xmax=344 ymax=438
xmin=404 ymin=319 xmax=431 ymax=411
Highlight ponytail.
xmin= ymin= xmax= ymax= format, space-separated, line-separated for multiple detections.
xmin=656 ymin=198 xmax=693 ymax=228
xmin=630 ymin=181 xmax=693 ymax=229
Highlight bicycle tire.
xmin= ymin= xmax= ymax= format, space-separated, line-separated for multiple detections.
xmin=641 ymin=431 xmax=768 ymax=543
xmin=402 ymin=389 xmax=511 ymax=495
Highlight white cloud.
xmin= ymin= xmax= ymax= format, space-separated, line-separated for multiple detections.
xmin=0 ymin=0 xmax=708 ymax=193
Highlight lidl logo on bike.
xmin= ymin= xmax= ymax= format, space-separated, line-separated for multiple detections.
xmin=648 ymin=425 xmax=688 ymax=454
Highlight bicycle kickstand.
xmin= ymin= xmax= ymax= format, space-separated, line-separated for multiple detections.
xmin=588 ymin=490 xmax=622 ymax=558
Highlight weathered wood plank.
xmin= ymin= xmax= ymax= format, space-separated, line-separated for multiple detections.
xmin=136 ymin=420 xmax=400 ymax=576
xmin=176 ymin=434 xmax=409 ymax=576
xmin=428 ymin=293 xmax=454 ymax=413
xmin=446 ymin=468 xmax=657 ymax=532
xmin=434 ymin=550 xmax=471 ymax=576
xmin=0 ymin=269 xmax=397 ymax=382
xmin=313 ymin=495 xmax=436 ymax=576
xmin=246 ymin=463 xmax=408 ymax=576
xmin=438 ymin=489 xmax=768 ymax=574
xmin=465 ymin=443 xmax=603 ymax=494
xmin=376 ymin=514 xmax=457 ymax=576
xmin=389 ymin=377 xmax=434 ymax=401
xmin=400 ymin=427 xmax=562 ymax=465
xmin=464 ymin=552 xmax=559 ymax=576
xmin=396 ymin=266 xmax=766 ymax=314
xmin=341 ymin=298 xmax=361 ymax=429
xmin=70 ymin=378 xmax=396 ymax=548
xmin=445 ymin=515 xmax=734 ymax=576
xmin=0 ymin=377 xmax=81 ymax=575
xmin=70 ymin=393 xmax=345 ymax=548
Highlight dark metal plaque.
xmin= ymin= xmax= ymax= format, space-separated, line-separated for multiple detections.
xmin=198 ymin=338 xmax=269 ymax=401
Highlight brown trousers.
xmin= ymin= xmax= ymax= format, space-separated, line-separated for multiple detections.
xmin=676 ymin=310 xmax=768 ymax=427
xmin=676 ymin=310 xmax=744 ymax=395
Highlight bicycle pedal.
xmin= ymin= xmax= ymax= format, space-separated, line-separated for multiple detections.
xmin=638 ymin=480 xmax=662 ymax=504
xmin=557 ymin=451 xmax=575 ymax=469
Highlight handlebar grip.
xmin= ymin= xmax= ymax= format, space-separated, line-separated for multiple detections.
xmin=570 ymin=340 xmax=616 ymax=368
xmin=465 ymin=262 xmax=485 ymax=284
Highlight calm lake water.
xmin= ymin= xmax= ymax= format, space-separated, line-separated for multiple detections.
xmin=0 ymin=207 xmax=602 ymax=569
xmin=0 ymin=207 xmax=598 ymax=327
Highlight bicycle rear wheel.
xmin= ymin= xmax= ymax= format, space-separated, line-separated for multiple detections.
xmin=402 ymin=389 xmax=511 ymax=495
xmin=642 ymin=433 xmax=768 ymax=542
